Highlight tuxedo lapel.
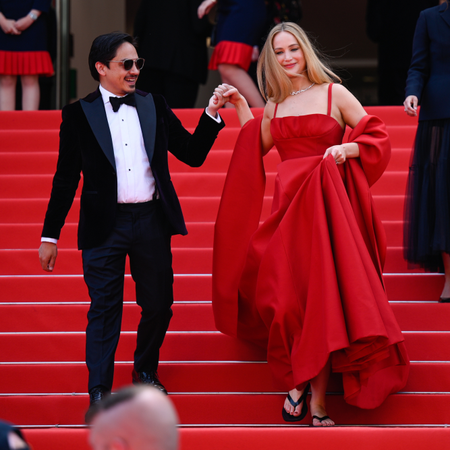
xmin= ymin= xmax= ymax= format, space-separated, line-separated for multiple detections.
xmin=80 ymin=94 xmax=116 ymax=171
xmin=135 ymin=92 xmax=157 ymax=164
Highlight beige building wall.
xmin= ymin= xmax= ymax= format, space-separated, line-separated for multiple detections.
xmin=70 ymin=0 xmax=126 ymax=100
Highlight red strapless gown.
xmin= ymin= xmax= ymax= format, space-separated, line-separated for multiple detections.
xmin=213 ymin=93 xmax=410 ymax=409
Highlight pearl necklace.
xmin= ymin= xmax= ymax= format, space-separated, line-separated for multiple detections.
xmin=290 ymin=82 xmax=315 ymax=96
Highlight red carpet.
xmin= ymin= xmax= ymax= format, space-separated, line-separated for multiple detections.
xmin=22 ymin=427 xmax=450 ymax=450
xmin=1 ymin=107 xmax=449 ymax=449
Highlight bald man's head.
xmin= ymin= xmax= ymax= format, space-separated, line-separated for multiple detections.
xmin=89 ymin=385 xmax=179 ymax=450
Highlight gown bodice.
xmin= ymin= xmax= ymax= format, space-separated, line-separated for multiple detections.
xmin=271 ymin=113 xmax=345 ymax=161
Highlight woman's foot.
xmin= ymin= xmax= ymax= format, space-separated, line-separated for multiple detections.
xmin=310 ymin=404 xmax=335 ymax=427
xmin=283 ymin=386 xmax=307 ymax=418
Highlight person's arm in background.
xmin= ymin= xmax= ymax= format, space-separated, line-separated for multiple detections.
xmin=404 ymin=11 xmax=430 ymax=116
xmin=190 ymin=0 xmax=213 ymax=36
xmin=197 ymin=0 xmax=217 ymax=19
xmin=15 ymin=0 xmax=51 ymax=32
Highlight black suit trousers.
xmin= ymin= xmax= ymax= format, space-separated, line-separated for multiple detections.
xmin=82 ymin=200 xmax=173 ymax=391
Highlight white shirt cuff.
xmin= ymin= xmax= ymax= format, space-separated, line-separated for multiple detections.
xmin=205 ymin=107 xmax=222 ymax=123
xmin=41 ymin=237 xmax=58 ymax=244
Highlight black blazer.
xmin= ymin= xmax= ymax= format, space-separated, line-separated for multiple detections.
xmin=405 ymin=3 xmax=450 ymax=121
xmin=42 ymin=89 xmax=225 ymax=249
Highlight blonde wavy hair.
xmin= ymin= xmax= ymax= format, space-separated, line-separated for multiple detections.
xmin=257 ymin=22 xmax=341 ymax=103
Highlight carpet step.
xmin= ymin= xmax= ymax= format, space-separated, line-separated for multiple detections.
xmin=0 ymin=246 xmax=425 ymax=275
xmin=385 ymin=274 xmax=442 ymax=301
xmin=0 ymin=124 xmax=418 ymax=157
xmin=0 ymin=110 xmax=61 ymax=129
xmin=0 ymin=303 xmax=215 ymax=332
xmin=0 ymin=150 xmax=240 ymax=175
xmin=0 ymin=127 xmax=244 ymax=152
xmin=0 ymin=195 xmax=405 ymax=233
xmin=383 ymin=247 xmax=425 ymax=273
xmin=1 ymin=302 xmax=449 ymax=333
xmin=0 ymin=247 xmax=215 ymax=275
xmin=370 ymin=171 xmax=407 ymax=195
xmin=0 ymin=273 xmax=443 ymax=303
xmin=0 ymin=332 xmax=448 ymax=362
xmin=0 ymin=106 xmax=416 ymax=130
xmin=0 ymin=146 xmax=412 ymax=176
xmin=0 ymin=362 xmax=447 ymax=394
xmin=0 ymin=222 xmax=218 ymax=249
xmin=0 ymin=274 xmax=213 ymax=302
xmin=384 ymin=221 xmax=403 ymax=247
xmin=0 ymin=108 xmax=246 ymax=131
xmin=0 ymin=332 xmax=267 ymax=362
xmin=0 ymin=173 xmax=239 ymax=199
xmin=0 ymin=218 xmax=407 ymax=249
xmin=0 ymin=196 xmax=266 ymax=225
xmin=20 ymin=427 xmax=450 ymax=450
xmin=1 ymin=393 xmax=449 ymax=426
xmin=0 ymin=170 xmax=410 ymax=199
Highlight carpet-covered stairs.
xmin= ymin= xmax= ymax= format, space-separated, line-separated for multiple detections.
xmin=0 ymin=108 xmax=449 ymax=449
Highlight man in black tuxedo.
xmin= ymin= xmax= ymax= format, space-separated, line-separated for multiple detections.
xmin=38 ymin=32 xmax=225 ymax=421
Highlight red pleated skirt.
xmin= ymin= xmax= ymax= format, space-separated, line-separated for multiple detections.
xmin=0 ymin=50 xmax=54 ymax=76
xmin=208 ymin=41 xmax=253 ymax=71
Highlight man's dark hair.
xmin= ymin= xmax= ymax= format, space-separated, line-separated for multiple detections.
xmin=88 ymin=32 xmax=137 ymax=81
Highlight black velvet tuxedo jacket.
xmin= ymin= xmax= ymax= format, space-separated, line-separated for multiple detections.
xmin=42 ymin=88 xmax=225 ymax=249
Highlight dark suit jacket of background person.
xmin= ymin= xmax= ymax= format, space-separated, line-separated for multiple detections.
xmin=41 ymin=89 xmax=225 ymax=249
xmin=405 ymin=2 xmax=450 ymax=121
xmin=366 ymin=0 xmax=437 ymax=105
xmin=134 ymin=0 xmax=211 ymax=88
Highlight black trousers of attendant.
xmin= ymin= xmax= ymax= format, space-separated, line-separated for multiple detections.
xmin=82 ymin=200 xmax=173 ymax=391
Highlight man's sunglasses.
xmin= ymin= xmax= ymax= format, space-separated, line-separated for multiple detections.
xmin=106 ymin=58 xmax=145 ymax=71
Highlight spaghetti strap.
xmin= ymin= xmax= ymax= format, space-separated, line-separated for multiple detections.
xmin=327 ymin=83 xmax=333 ymax=116
xmin=274 ymin=103 xmax=279 ymax=118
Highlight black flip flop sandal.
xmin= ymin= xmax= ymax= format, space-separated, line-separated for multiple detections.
xmin=281 ymin=383 xmax=310 ymax=422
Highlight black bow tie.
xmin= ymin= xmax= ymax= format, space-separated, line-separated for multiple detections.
xmin=109 ymin=93 xmax=136 ymax=112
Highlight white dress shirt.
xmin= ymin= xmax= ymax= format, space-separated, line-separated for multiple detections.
xmin=100 ymin=84 xmax=156 ymax=204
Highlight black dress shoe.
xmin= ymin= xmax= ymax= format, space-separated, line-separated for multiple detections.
xmin=439 ymin=297 xmax=450 ymax=303
xmin=85 ymin=386 xmax=109 ymax=424
xmin=132 ymin=369 xmax=168 ymax=394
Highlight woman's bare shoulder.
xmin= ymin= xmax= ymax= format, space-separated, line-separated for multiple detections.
xmin=331 ymin=83 xmax=358 ymax=103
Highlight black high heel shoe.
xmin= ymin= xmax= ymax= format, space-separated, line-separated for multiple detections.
xmin=281 ymin=383 xmax=310 ymax=422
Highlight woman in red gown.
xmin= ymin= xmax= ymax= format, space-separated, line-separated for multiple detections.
xmin=212 ymin=22 xmax=410 ymax=426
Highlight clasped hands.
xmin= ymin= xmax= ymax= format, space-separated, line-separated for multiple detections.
xmin=207 ymin=83 xmax=244 ymax=118
xmin=0 ymin=13 xmax=36 ymax=35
